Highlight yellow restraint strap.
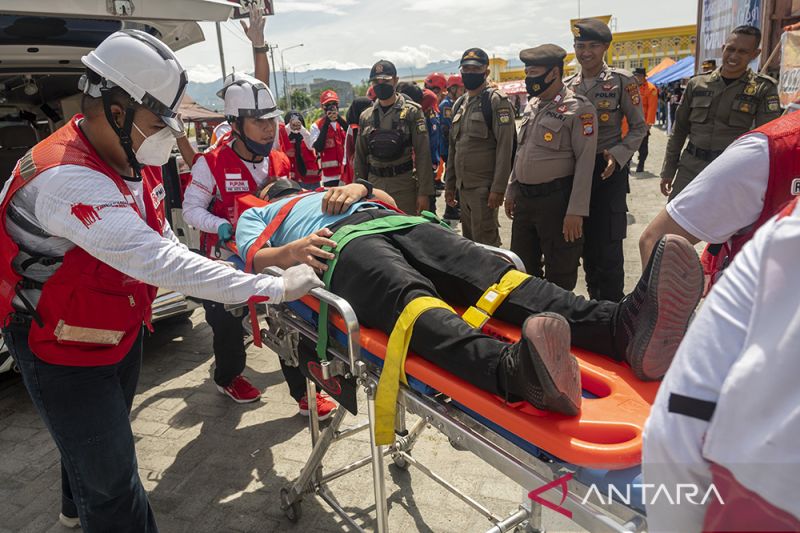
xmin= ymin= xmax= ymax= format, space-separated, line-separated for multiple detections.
xmin=374 ymin=296 xmax=456 ymax=446
xmin=462 ymin=270 xmax=531 ymax=329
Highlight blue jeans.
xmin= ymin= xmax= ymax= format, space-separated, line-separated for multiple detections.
xmin=2 ymin=323 xmax=158 ymax=533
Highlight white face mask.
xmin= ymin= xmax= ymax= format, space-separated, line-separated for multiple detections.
xmin=132 ymin=122 xmax=175 ymax=167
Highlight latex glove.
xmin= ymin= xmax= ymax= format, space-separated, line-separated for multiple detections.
xmin=217 ymin=222 xmax=234 ymax=242
xmin=281 ymin=264 xmax=324 ymax=302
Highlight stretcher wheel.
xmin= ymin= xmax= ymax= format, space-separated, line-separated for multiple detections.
xmin=391 ymin=453 xmax=410 ymax=471
xmin=280 ymin=488 xmax=302 ymax=522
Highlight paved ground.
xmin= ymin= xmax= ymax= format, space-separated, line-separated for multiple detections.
xmin=0 ymin=129 xmax=672 ymax=533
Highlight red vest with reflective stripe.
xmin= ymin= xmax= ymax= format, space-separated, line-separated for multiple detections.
xmin=278 ymin=123 xmax=320 ymax=184
xmin=194 ymin=132 xmax=291 ymax=257
xmin=314 ymin=118 xmax=345 ymax=178
xmin=702 ymin=112 xmax=800 ymax=292
xmin=0 ymin=116 xmax=166 ymax=366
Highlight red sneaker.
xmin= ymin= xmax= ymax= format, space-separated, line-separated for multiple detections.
xmin=298 ymin=393 xmax=337 ymax=421
xmin=217 ymin=375 xmax=261 ymax=403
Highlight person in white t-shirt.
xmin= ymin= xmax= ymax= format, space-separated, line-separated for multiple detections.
xmin=643 ymin=198 xmax=800 ymax=532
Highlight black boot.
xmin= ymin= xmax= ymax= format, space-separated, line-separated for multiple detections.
xmin=499 ymin=313 xmax=581 ymax=416
xmin=614 ymin=235 xmax=703 ymax=380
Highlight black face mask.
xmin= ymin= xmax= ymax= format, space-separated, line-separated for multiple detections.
xmin=462 ymin=72 xmax=486 ymax=91
xmin=373 ymin=83 xmax=395 ymax=100
xmin=525 ymin=69 xmax=555 ymax=97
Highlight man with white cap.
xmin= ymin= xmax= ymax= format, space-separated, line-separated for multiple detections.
xmin=0 ymin=30 xmax=321 ymax=531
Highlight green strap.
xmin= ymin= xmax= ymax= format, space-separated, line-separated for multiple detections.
xmin=315 ymin=211 xmax=448 ymax=360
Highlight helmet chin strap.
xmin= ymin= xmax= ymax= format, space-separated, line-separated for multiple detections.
xmin=100 ymin=85 xmax=142 ymax=179
xmin=232 ymin=117 xmax=266 ymax=163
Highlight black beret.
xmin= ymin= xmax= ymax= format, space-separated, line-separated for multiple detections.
xmin=520 ymin=44 xmax=567 ymax=67
xmin=572 ymin=18 xmax=613 ymax=43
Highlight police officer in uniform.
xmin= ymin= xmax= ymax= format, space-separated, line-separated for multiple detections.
xmin=565 ymin=19 xmax=647 ymax=302
xmin=354 ymin=59 xmax=434 ymax=215
xmin=660 ymin=25 xmax=780 ymax=201
xmin=445 ymin=48 xmax=516 ymax=246
xmin=505 ymin=45 xmax=598 ymax=291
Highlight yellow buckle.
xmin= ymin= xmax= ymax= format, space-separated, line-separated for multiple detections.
xmin=462 ymin=270 xmax=531 ymax=329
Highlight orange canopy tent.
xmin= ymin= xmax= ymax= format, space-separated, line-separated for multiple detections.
xmin=647 ymin=58 xmax=676 ymax=78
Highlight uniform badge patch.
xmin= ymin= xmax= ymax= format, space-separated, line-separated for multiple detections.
xmin=417 ymin=119 xmax=427 ymax=132
xmin=744 ymin=84 xmax=757 ymax=95
xmin=767 ymin=95 xmax=780 ymax=112
xmin=444 ymin=108 xmax=453 ymax=118
xmin=400 ymin=108 xmax=408 ymax=120
xmin=543 ymin=132 xmax=554 ymax=142
xmin=580 ymin=113 xmax=594 ymax=121
xmin=599 ymin=113 xmax=610 ymax=122
xmin=150 ymin=183 xmax=166 ymax=208
xmin=632 ymin=94 xmax=641 ymax=105
xmin=597 ymin=100 xmax=611 ymax=109
xmin=498 ymin=109 xmax=512 ymax=124
xmin=557 ymin=104 xmax=567 ymax=113
xmin=739 ymin=103 xmax=750 ymax=113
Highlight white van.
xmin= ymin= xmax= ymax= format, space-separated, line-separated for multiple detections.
xmin=0 ymin=0 xmax=237 ymax=372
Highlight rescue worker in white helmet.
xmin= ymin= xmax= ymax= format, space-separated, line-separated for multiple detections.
xmin=183 ymin=74 xmax=337 ymax=416
xmin=0 ymin=30 xmax=322 ymax=531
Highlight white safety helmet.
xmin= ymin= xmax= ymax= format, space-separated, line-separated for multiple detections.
xmin=80 ymin=29 xmax=187 ymax=133
xmin=219 ymin=73 xmax=281 ymax=121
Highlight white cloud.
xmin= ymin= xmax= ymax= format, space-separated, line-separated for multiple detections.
xmin=298 ymin=60 xmax=369 ymax=71
xmin=274 ymin=0 xmax=358 ymax=16
xmin=187 ymin=63 xmax=227 ymax=83
xmin=373 ymin=45 xmax=459 ymax=68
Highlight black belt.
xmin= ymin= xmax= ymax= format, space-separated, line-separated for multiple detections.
xmin=369 ymin=160 xmax=413 ymax=177
xmin=685 ymin=142 xmax=724 ymax=162
xmin=517 ymin=176 xmax=572 ymax=198
xmin=668 ymin=393 xmax=717 ymax=422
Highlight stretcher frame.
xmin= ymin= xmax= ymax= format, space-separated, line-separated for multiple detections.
xmin=252 ymin=246 xmax=647 ymax=533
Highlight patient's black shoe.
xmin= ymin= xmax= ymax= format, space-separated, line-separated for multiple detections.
xmin=615 ymin=235 xmax=703 ymax=381
xmin=500 ymin=313 xmax=581 ymax=416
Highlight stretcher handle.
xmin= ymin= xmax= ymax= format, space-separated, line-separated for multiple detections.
xmin=262 ymin=266 xmax=361 ymax=373
xmin=475 ymin=243 xmax=526 ymax=273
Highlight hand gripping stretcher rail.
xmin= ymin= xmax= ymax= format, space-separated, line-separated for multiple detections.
xmin=230 ymin=195 xmax=656 ymax=532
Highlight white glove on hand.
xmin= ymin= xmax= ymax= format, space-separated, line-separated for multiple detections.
xmin=281 ymin=264 xmax=324 ymax=302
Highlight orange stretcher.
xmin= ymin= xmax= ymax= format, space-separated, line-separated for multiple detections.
xmin=299 ymin=295 xmax=659 ymax=470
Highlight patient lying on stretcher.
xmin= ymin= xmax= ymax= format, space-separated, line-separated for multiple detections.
xmin=235 ymin=180 xmax=704 ymax=416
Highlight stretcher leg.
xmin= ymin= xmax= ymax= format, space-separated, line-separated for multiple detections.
xmin=366 ymin=383 xmax=389 ymax=533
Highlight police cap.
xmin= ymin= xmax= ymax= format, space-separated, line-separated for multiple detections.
xmin=460 ymin=48 xmax=489 ymax=67
xmin=572 ymin=18 xmax=613 ymax=43
xmin=633 ymin=67 xmax=646 ymax=76
xmin=519 ymin=44 xmax=567 ymax=68
xmin=370 ymin=59 xmax=397 ymax=81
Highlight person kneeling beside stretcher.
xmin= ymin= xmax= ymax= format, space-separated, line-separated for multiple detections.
xmin=235 ymin=179 xmax=704 ymax=416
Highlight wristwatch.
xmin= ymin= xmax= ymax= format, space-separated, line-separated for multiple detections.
xmin=355 ymin=179 xmax=374 ymax=199
xmin=253 ymin=45 xmax=269 ymax=53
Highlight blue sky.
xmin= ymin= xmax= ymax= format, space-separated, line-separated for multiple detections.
xmin=176 ymin=0 xmax=698 ymax=82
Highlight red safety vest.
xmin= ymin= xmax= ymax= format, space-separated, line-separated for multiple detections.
xmin=701 ymin=112 xmax=800 ymax=293
xmin=277 ymin=123 xmax=320 ymax=184
xmin=314 ymin=118 xmax=346 ymax=178
xmin=0 ymin=116 xmax=166 ymax=366
xmin=193 ymin=131 xmax=291 ymax=257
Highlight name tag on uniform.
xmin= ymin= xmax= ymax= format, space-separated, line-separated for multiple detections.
xmin=224 ymin=170 xmax=249 ymax=192
xmin=150 ymin=183 xmax=166 ymax=208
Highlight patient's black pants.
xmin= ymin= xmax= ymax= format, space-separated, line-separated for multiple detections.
xmin=328 ymin=211 xmax=619 ymax=395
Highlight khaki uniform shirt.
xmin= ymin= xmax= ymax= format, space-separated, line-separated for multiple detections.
xmin=565 ymin=63 xmax=647 ymax=166
xmin=444 ymin=88 xmax=516 ymax=194
xmin=660 ymin=68 xmax=780 ymax=180
xmin=354 ymin=93 xmax=435 ymax=196
xmin=507 ymin=86 xmax=598 ymax=217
